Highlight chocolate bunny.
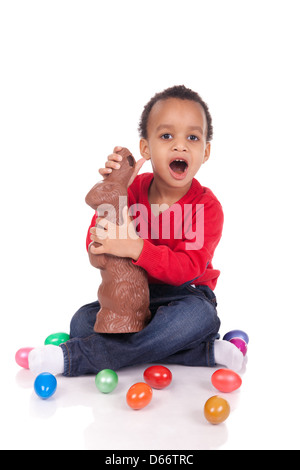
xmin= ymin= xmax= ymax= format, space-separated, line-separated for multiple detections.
xmin=85 ymin=148 xmax=151 ymax=333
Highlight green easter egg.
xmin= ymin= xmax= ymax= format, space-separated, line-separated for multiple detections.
xmin=95 ymin=369 xmax=118 ymax=394
xmin=44 ymin=332 xmax=70 ymax=346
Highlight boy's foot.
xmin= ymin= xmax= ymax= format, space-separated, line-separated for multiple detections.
xmin=214 ymin=340 xmax=245 ymax=372
xmin=28 ymin=345 xmax=64 ymax=376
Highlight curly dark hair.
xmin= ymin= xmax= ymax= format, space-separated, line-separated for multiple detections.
xmin=138 ymin=85 xmax=213 ymax=142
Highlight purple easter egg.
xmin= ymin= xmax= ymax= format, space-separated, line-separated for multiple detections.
xmin=229 ymin=337 xmax=248 ymax=356
xmin=223 ymin=330 xmax=249 ymax=344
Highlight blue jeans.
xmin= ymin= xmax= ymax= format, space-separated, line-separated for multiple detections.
xmin=60 ymin=283 xmax=221 ymax=377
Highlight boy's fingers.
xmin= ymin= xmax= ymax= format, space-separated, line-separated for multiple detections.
xmin=99 ymin=150 xmax=144 ymax=181
xmin=108 ymin=153 xmax=122 ymax=162
xmin=98 ymin=160 xmax=120 ymax=176
xmin=105 ymin=160 xmax=121 ymax=169
xmin=99 ymin=168 xmax=112 ymax=175
xmin=98 ymin=152 xmax=123 ymax=176
xmin=96 ymin=218 xmax=108 ymax=230
xmin=90 ymin=244 xmax=105 ymax=255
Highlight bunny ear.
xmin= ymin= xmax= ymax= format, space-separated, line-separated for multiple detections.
xmin=127 ymin=158 xmax=146 ymax=187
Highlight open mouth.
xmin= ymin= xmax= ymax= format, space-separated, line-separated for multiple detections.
xmin=169 ymin=159 xmax=189 ymax=179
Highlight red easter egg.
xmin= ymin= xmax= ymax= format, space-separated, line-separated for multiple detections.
xmin=211 ymin=369 xmax=242 ymax=393
xmin=143 ymin=365 xmax=172 ymax=390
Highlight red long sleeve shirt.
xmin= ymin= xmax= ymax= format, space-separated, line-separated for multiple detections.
xmin=86 ymin=173 xmax=224 ymax=290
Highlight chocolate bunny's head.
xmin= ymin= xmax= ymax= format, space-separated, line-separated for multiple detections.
xmin=85 ymin=148 xmax=136 ymax=223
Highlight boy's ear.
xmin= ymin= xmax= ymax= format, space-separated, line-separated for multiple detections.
xmin=203 ymin=142 xmax=211 ymax=164
xmin=139 ymin=139 xmax=151 ymax=160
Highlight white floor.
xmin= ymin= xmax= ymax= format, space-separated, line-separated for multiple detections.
xmin=2 ymin=0 xmax=300 ymax=453
xmin=3 ymin=336 xmax=300 ymax=450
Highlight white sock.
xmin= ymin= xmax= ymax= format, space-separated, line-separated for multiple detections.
xmin=28 ymin=345 xmax=65 ymax=376
xmin=214 ymin=340 xmax=244 ymax=372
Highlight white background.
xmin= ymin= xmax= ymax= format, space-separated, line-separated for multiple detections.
xmin=1 ymin=0 xmax=300 ymax=450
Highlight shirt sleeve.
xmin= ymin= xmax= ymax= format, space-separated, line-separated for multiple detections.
xmin=132 ymin=200 xmax=224 ymax=286
xmin=86 ymin=211 xmax=98 ymax=251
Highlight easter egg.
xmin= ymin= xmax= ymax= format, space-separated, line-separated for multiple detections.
xmin=223 ymin=329 xmax=249 ymax=344
xmin=229 ymin=337 xmax=248 ymax=356
xmin=34 ymin=372 xmax=57 ymax=400
xmin=15 ymin=347 xmax=34 ymax=369
xmin=44 ymin=332 xmax=70 ymax=347
xmin=126 ymin=382 xmax=153 ymax=410
xmin=211 ymin=369 xmax=242 ymax=393
xmin=143 ymin=365 xmax=172 ymax=390
xmin=204 ymin=396 xmax=230 ymax=425
xmin=95 ymin=369 xmax=118 ymax=394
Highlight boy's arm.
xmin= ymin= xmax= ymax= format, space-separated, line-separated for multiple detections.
xmin=86 ymin=200 xmax=223 ymax=285
xmin=132 ymin=201 xmax=224 ymax=286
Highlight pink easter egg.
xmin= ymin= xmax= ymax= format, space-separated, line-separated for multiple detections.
xmin=15 ymin=348 xmax=34 ymax=369
xmin=229 ymin=337 xmax=248 ymax=356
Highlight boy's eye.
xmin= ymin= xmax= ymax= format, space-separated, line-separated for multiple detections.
xmin=161 ymin=133 xmax=172 ymax=140
xmin=188 ymin=135 xmax=199 ymax=141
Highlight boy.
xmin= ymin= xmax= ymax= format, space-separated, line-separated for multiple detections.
xmin=29 ymin=85 xmax=244 ymax=376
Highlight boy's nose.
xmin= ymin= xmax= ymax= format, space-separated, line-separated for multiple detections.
xmin=172 ymin=141 xmax=187 ymax=152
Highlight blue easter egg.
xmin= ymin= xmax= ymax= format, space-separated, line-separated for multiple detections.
xmin=223 ymin=329 xmax=249 ymax=344
xmin=34 ymin=372 xmax=57 ymax=400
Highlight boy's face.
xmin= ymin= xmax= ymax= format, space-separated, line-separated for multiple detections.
xmin=140 ymin=98 xmax=211 ymax=190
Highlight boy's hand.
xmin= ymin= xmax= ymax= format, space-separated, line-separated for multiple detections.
xmin=99 ymin=146 xmax=124 ymax=177
xmin=89 ymin=206 xmax=144 ymax=261
xmin=99 ymin=146 xmax=146 ymax=187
